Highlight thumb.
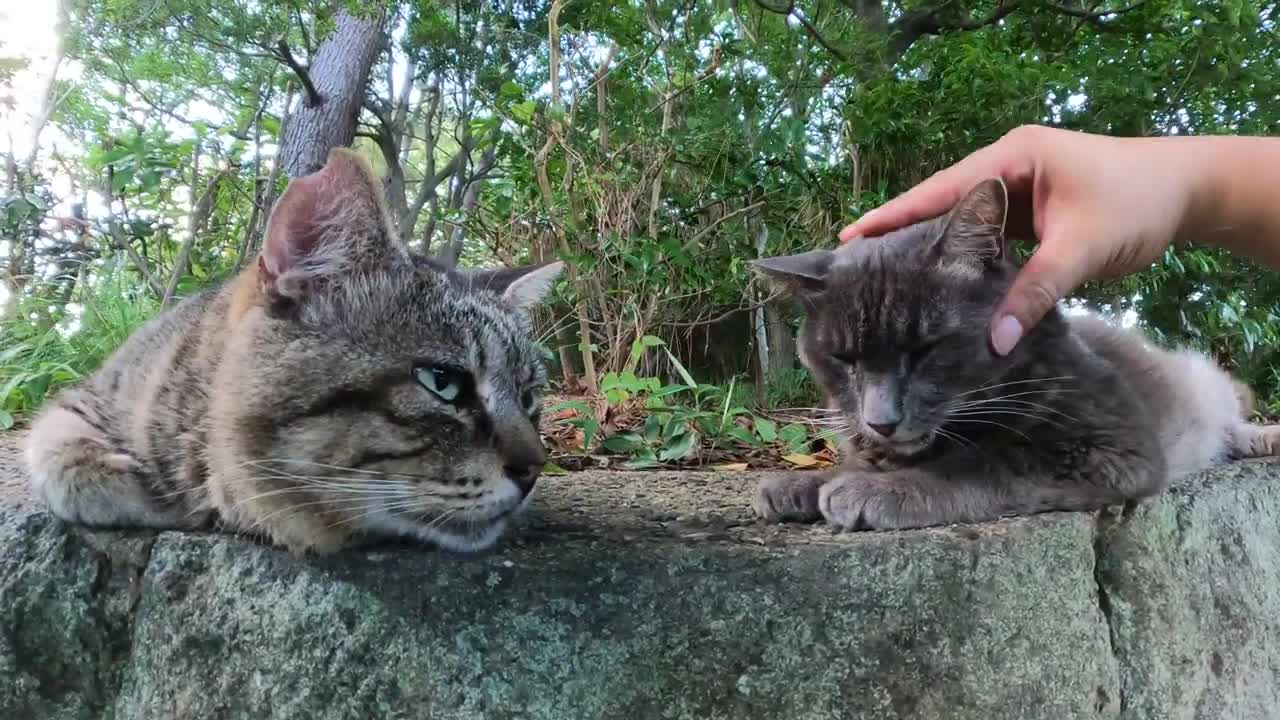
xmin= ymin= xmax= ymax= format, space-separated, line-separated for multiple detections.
xmin=990 ymin=244 xmax=1083 ymax=356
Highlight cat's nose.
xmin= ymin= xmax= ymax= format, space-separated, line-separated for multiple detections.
xmin=867 ymin=421 xmax=898 ymax=438
xmin=504 ymin=463 xmax=543 ymax=497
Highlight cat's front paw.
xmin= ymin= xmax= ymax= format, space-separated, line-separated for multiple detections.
xmin=818 ymin=473 xmax=930 ymax=531
xmin=753 ymin=473 xmax=825 ymax=523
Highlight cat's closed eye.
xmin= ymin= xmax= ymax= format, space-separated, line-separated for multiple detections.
xmin=908 ymin=340 xmax=941 ymax=369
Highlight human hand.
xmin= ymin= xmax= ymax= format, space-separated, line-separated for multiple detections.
xmin=838 ymin=125 xmax=1201 ymax=355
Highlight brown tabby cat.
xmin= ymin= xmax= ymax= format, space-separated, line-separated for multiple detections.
xmin=752 ymin=178 xmax=1280 ymax=531
xmin=24 ymin=149 xmax=563 ymax=554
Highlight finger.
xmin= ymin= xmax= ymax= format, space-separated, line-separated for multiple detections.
xmin=989 ymin=242 xmax=1086 ymax=356
xmin=839 ymin=131 xmax=1037 ymax=242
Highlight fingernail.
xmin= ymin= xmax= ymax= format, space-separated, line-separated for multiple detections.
xmin=991 ymin=315 xmax=1023 ymax=356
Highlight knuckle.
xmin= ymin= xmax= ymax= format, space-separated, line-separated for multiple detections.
xmin=1017 ymin=275 xmax=1062 ymax=319
xmin=1005 ymin=124 xmax=1045 ymax=146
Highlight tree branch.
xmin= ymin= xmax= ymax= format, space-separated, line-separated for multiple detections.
xmin=276 ymin=39 xmax=321 ymax=107
xmin=889 ymin=0 xmax=1023 ymax=58
xmin=1042 ymin=0 xmax=1147 ymax=19
xmin=751 ymin=0 xmax=850 ymax=62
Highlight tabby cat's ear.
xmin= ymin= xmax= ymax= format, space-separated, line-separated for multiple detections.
xmin=935 ymin=177 xmax=1009 ymax=263
xmin=258 ymin=148 xmax=406 ymax=304
xmin=750 ymin=250 xmax=834 ymax=296
xmin=461 ymin=261 xmax=565 ymax=309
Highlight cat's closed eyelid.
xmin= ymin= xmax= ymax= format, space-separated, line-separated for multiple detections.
xmin=829 ymin=351 xmax=859 ymax=366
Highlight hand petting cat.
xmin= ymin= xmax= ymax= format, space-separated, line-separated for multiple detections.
xmin=838 ymin=125 xmax=1280 ymax=357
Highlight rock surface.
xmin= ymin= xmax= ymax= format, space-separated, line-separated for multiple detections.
xmin=1 ymin=432 xmax=1278 ymax=719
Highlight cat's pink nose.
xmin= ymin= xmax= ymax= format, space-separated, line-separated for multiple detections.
xmin=867 ymin=421 xmax=898 ymax=438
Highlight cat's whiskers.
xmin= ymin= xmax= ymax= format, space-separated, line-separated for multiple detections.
xmin=240 ymin=458 xmax=440 ymax=481
xmin=253 ymin=492 xmax=425 ymax=529
xmin=950 ymin=388 xmax=1080 ymax=410
xmin=228 ymin=482 xmax=419 ymax=513
xmin=947 ymin=408 xmax=1067 ymax=430
xmin=948 ymin=398 xmax=1078 ymax=423
xmin=934 ymin=427 xmax=978 ymax=452
xmin=943 ymin=416 xmax=1032 ymax=442
xmin=955 ymin=375 xmax=1078 ymax=399
xmin=327 ymin=499 xmax=457 ymax=531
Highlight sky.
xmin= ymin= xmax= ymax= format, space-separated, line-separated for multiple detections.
xmin=1 ymin=0 xmax=62 ymax=163
xmin=0 ymin=0 xmax=62 ymax=308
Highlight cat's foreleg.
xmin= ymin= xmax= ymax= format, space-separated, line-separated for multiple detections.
xmin=1231 ymin=423 xmax=1280 ymax=459
xmin=809 ymin=444 xmax=1164 ymax=531
xmin=25 ymin=399 xmax=200 ymax=529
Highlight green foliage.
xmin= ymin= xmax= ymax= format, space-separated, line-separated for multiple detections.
xmin=3 ymin=0 xmax=1279 ymax=433
xmin=0 ymin=274 xmax=159 ymax=425
xmin=553 ymin=337 xmax=818 ymax=468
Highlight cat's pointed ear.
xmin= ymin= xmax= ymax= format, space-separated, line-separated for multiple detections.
xmin=462 ymin=261 xmax=565 ymax=309
xmin=750 ymin=250 xmax=834 ymax=296
xmin=258 ymin=148 xmax=406 ymax=304
xmin=936 ymin=177 xmax=1008 ymax=263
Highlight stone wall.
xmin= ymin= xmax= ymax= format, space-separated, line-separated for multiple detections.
xmin=2 ymin=451 xmax=1278 ymax=719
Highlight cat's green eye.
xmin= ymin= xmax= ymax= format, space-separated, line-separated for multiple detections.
xmin=415 ymin=366 xmax=467 ymax=403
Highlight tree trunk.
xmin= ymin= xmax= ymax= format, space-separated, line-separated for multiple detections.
xmin=278 ymin=9 xmax=388 ymax=178
xmin=752 ymin=219 xmax=770 ymax=405
xmin=766 ymin=302 xmax=797 ymax=373
xmin=438 ymin=144 xmax=497 ymax=267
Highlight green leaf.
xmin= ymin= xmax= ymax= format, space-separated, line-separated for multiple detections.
xmin=140 ymin=170 xmax=162 ymax=193
xmin=658 ymin=430 xmax=698 ymax=461
xmin=663 ymin=416 xmax=690 ymax=442
xmin=643 ymin=414 xmax=663 ymax=443
xmin=499 ymin=80 xmax=524 ymax=101
xmin=663 ymin=348 xmax=698 ymax=389
xmin=755 ymin=418 xmax=778 ymax=442
xmin=111 ymin=167 xmax=135 ymax=193
xmin=725 ymin=425 xmax=760 ymax=446
xmin=602 ymin=431 xmax=645 ymax=453
xmin=779 ymin=423 xmax=809 ymax=449
xmin=511 ymin=100 xmax=536 ymax=124
xmin=0 ymin=409 xmax=12 ymax=430
xmin=624 ymin=447 xmax=659 ymax=469
xmin=654 ymin=384 xmax=691 ymax=398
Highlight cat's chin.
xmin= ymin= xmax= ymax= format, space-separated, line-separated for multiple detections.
xmin=361 ymin=507 xmax=520 ymax=554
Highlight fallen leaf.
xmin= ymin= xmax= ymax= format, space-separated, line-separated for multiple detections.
xmin=782 ymin=453 xmax=820 ymax=467
xmin=543 ymin=463 xmax=569 ymax=476
xmin=713 ymin=462 xmax=749 ymax=471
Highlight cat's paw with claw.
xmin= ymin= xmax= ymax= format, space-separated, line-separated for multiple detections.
xmin=818 ymin=473 xmax=932 ymax=531
xmin=753 ymin=473 xmax=826 ymax=523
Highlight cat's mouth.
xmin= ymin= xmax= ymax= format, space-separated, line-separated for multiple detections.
xmin=861 ymin=430 xmax=936 ymax=458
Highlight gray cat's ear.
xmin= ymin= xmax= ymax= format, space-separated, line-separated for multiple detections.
xmin=936 ymin=177 xmax=1008 ymax=262
xmin=462 ymin=261 xmax=564 ymax=309
xmin=259 ymin=148 xmax=406 ymax=304
xmin=750 ymin=250 xmax=834 ymax=296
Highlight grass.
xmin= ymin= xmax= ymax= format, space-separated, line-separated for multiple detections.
xmin=0 ymin=276 xmax=158 ymax=428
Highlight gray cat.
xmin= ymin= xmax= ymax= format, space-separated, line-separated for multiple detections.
xmin=752 ymin=178 xmax=1280 ymax=531
xmin=25 ymin=149 xmax=562 ymax=554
